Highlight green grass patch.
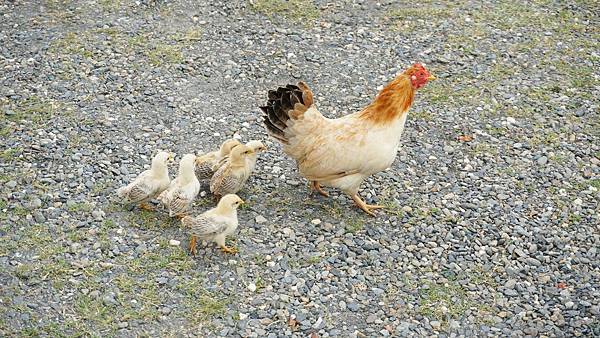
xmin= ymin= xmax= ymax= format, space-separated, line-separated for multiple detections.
xmin=147 ymin=43 xmax=184 ymax=66
xmin=587 ymin=179 xmax=600 ymax=190
xmin=344 ymin=218 xmax=364 ymax=233
xmin=250 ymin=0 xmax=320 ymax=22
xmin=178 ymin=275 xmax=229 ymax=324
xmin=0 ymin=147 xmax=22 ymax=162
xmin=50 ymin=27 xmax=197 ymax=67
xmin=67 ymin=201 xmax=94 ymax=213
xmin=387 ymin=5 xmax=451 ymax=26
xmin=418 ymin=281 xmax=473 ymax=322
xmin=1 ymin=96 xmax=62 ymax=125
xmin=99 ymin=0 xmax=122 ymax=12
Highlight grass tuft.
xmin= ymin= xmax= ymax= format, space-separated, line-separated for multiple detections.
xmin=250 ymin=0 xmax=320 ymax=22
xmin=418 ymin=281 xmax=472 ymax=322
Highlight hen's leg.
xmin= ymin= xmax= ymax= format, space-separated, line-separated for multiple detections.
xmin=139 ymin=202 xmax=155 ymax=211
xmin=189 ymin=236 xmax=197 ymax=256
xmin=351 ymin=194 xmax=383 ymax=217
xmin=310 ymin=181 xmax=329 ymax=197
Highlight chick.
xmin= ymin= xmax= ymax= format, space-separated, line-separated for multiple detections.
xmin=195 ymin=138 xmax=241 ymax=180
xmin=116 ymin=151 xmax=172 ymax=210
xmin=209 ymin=144 xmax=255 ymax=199
xmin=182 ymin=194 xmax=244 ymax=255
xmin=244 ymin=140 xmax=267 ymax=173
xmin=157 ymin=154 xmax=200 ymax=218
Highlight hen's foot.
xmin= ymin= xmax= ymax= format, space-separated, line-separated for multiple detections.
xmin=219 ymin=245 xmax=238 ymax=254
xmin=189 ymin=236 xmax=197 ymax=256
xmin=139 ymin=202 xmax=155 ymax=211
xmin=351 ymin=194 xmax=383 ymax=217
xmin=311 ymin=181 xmax=329 ymax=197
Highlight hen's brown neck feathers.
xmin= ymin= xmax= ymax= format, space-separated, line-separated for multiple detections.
xmin=359 ymin=75 xmax=415 ymax=125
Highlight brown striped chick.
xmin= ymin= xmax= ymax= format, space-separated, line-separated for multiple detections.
xmin=195 ymin=138 xmax=241 ymax=180
xmin=244 ymin=140 xmax=267 ymax=173
xmin=181 ymin=194 xmax=244 ymax=255
xmin=157 ymin=154 xmax=200 ymax=218
xmin=116 ymin=151 xmax=173 ymax=210
xmin=216 ymin=140 xmax=267 ymax=172
xmin=209 ymin=144 xmax=255 ymax=200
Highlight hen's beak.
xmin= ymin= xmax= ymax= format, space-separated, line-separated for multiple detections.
xmin=240 ymin=199 xmax=245 ymax=204
xmin=427 ymin=75 xmax=437 ymax=81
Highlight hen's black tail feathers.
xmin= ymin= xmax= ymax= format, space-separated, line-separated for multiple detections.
xmin=260 ymin=82 xmax=312 ymax=144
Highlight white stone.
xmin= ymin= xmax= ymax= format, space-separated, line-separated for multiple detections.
xmin=247 ymin=283 xmax=257 ymax=292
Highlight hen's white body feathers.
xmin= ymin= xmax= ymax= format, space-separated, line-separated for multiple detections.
xmin=285 ymin=107 xmax=409 ymax=194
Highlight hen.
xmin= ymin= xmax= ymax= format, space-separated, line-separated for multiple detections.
xmin=260 ymin=63 xmax=435 ymax=216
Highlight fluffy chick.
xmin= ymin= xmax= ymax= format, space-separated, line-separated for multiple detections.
xmin=209 ymin=144 xmax=255 ymax=199
xmin=244 ymin=140 xmax=267 ymax=173
xmin=195 ymin=138 xmax=241 ymax=179
xmin=157 ymin=154 xmax=200 ymax=218
xmin=116 ymin=151 xmax=172 ymax=210
xmin=181 ymin=194 xmax=244 ymax=255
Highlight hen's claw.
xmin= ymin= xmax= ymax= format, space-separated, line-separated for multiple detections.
xmin=351 ymin=194 xmax=383 ymax=217
xmin=311 ymin=181 xmax=329 ymax=197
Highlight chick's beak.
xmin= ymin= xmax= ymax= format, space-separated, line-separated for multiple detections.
xmin=239 ymin=199 xmax=245 ymax=204
xmin=427 ymin=74 xmax=437 ymax=81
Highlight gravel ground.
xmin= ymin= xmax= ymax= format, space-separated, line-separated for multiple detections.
xmin=1 ymin=0 xmax=599 ymax=336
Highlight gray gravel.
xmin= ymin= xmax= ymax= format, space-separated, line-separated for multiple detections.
xmin=1 ymin=0 xmax=599 ymax=337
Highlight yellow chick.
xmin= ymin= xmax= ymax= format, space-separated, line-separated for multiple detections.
xmin=157 ymin=154 xmax=200 ymax=218
xmin=116 ymin=151 xmax=173 ymax=210
xmin=195 ymin=139 xmax=241 ymax=179
xmin=181 ymin=194 xmax=244 ymax=255
xmin=209 ymin=144 xmax=255 ymax=199
xmin=244 ymin=140 xmax=267 ymax=173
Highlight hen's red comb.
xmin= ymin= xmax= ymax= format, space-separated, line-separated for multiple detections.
xmin=412 ymin=63 xmax=426 ymax=70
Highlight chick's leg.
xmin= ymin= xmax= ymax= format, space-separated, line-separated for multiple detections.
xmin=351 ymin=194 xmax=384 ymax=217
xmin=310 ymin=181 xmax=329 ymax=197
xmin=189 ymin=236 xmax=197 ymax=256
xmin=216 ymin=236 xmax=237 ymax=254
xmin=139 ymin=202 xmax=155 ymax=211
xmin=219 ymin=245 xmax=238 ymax=254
